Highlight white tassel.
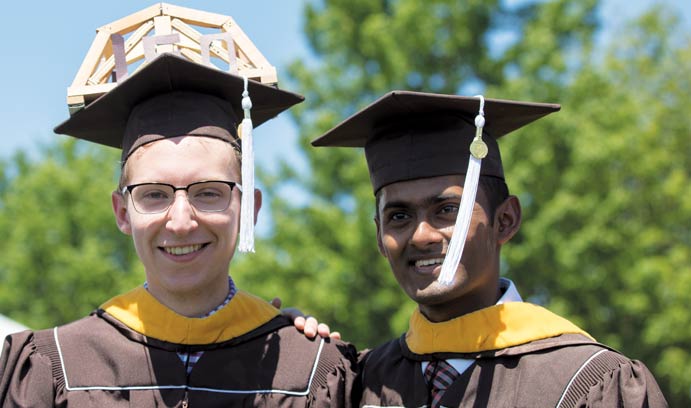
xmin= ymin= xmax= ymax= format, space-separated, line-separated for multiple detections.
xmin=437 ymin=156 xmax=481 ymax=285
xmin=437 ymin=96 xmax=486 ymax=285
xmin=238 ymin=76 xmax=255 ymax=253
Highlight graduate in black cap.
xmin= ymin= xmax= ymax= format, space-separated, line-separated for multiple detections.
xmin=313 ymin=90 xmax=667 ymax=407
xmin=0 ymin=53 xmax=357 ymax=407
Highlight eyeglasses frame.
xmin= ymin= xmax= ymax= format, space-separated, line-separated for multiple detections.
xmin=121 ymin=180 xmax=243 ymax=214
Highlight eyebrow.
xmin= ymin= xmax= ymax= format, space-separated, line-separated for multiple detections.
xmin=381 ymin=192 xmax=463 ymax=212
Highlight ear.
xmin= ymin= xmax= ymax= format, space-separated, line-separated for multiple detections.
xmin=253 ymin=188 xmax=263 ymax=225
xmin=112 ymin=191 xmax=132 ymax=235
xmin=495 ymin=195 xmax=521 ymax=245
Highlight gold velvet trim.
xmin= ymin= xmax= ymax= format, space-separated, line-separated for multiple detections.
xmin=100 ymin=287 xmax=279 ymax=344
xmin=406 ymin=302 xmax=593 ymax=354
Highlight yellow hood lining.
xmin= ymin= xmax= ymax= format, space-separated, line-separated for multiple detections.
xmin=101 ymin=287 xmax=279 ymax=345
xmin=406 ymin=302 xmax=593 ymax=354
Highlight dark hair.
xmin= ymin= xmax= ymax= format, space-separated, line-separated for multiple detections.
xmin=117 ymin=139 xmax=242 ymax=190
xmin=478 ymin=175 xmax=509 ymax=224
xmin=374 ymin=175 xmax=509 ymax=225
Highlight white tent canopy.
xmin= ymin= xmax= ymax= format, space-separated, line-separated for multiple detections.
xmin=0 ymin=314 xmax=29 ymax=352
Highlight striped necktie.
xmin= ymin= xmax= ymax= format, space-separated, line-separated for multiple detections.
xmin=425 ymin=360 xmax=460 ymax=408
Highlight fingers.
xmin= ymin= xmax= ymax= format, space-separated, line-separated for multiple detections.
xmin=276 ymin=302 xmax=338 ymax=340
xmin=293 ymin=315 xmax=306 ymax=331
xmin=293 ymin=315 xmax=337 ymax=340
xmin=317 ymin=323 xmax=331 ymax=338
xmin=302 ymin=316 xmax=319 ymax=339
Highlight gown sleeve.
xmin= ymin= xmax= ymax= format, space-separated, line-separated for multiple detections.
xmin=0 ymin=330 xmax=56 ymax=407
xmin=578 ymin=359 xmax=668 ymax=408
xmin=310 ymin=340 xmax=360 ymax=408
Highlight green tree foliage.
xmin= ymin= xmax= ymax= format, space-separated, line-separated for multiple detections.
xmin=500 ymin=9 xmax=691 ymax=405
xmin=234 ymin=0 xmax=689 ymax=403
xmin=0 ymin=140 xmax=142 ymax=329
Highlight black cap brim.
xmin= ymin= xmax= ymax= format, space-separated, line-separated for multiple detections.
xmin=311 ymin=90 xmax=560 ymax=147
xmin=54 ymin=53 xmax=304 ymax=150
xmin=311 ymin=90 xmax=561 ymax=192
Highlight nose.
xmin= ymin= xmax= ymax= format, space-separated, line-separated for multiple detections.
xmin=165 ymin=191 xmax=198 ymax=235
xmin=410 ymin=218 xmax=445 ymax=249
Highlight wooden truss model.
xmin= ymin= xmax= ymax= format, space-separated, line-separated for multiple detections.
xmin=67 ymin=2 xmax=278 ymax=114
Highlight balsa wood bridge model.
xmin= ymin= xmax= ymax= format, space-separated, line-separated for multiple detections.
xmin=66 ymin=2 xmax=278 ymax=114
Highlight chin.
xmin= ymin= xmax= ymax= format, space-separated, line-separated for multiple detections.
xmin=410 ymin=284 xmax=455 ymax=305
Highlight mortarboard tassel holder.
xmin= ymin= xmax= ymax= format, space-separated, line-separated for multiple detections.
xmin=437 ymin=96 xmax=487 ymax=285
xmin=238 ymin=76 xmax=255 ymax=253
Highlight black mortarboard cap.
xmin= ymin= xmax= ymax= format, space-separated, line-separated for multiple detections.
xmin=312 ymin=90 xmax=560 ymax=193
xmin=54 ymin=53 xmax=304 ymax=162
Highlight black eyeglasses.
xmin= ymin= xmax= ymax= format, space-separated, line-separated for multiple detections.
xmin=121 ymin=180 xmax=242 ymax=214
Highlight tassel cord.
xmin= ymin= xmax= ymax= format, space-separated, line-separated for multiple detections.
xmin=437 ymin=95 xmax=485 ymax=285
xmin=238 ymin=76 xmax=255 ymax=253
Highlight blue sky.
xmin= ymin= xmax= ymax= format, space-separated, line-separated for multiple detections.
xmin=0 ymin=1 xmax=308 ymax=164
xmin=0 ymin=0 xmax=688 ymax=168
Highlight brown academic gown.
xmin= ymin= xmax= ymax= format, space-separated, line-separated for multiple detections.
xmin=358 ymin=305 xmax=668 ymax=408
xmin=0 ymin=289 xmax=357 ymax=407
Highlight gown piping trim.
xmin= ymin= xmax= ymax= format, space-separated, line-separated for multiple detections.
xmin=53 ymin=326 xmax=326 ymax=396
xmin=556 ymin=348 xmax=607 ymax=407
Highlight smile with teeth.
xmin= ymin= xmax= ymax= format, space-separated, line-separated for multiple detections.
xmin=414 ymin=257 xmax=445 ymax=268
xmin=162 ymin=244 xmax=204 ymax=256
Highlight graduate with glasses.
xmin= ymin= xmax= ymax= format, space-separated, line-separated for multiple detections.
xmin=0 ymin=53 xmax=357 ymax=407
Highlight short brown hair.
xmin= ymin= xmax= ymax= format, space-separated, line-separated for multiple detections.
xmin=117 ymin=138 xmax=242 ymax=190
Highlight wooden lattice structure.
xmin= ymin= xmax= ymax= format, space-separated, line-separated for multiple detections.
xmin=66 ymin=3 xmax=278 ymax=114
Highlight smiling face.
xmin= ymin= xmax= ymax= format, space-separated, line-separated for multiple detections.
xmin=375 ymin=174 xmax=520 ymax=322
xmin=112 ymin=136 xmax=256 ymax=316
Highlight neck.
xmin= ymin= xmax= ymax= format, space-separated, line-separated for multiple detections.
xmin=419 ymin=281 xmax=502 ymax=323
xmin=147 ymin=278 xmax=231 ymax=317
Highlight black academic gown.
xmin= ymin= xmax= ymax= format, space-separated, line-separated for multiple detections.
xmin=357 ymin=303 xmax=667 ymax=408
xmin=0 ymin=288 xmax=357 ymax=407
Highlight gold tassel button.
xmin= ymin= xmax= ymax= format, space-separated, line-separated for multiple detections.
xmin=470 ymin=138 xmax=488 ymax=159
